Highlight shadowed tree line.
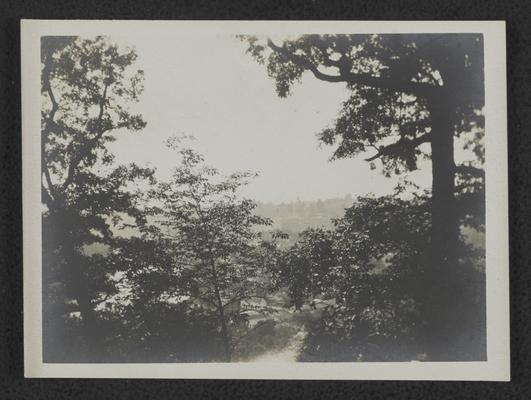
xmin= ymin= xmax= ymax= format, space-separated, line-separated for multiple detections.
xmin=41 ymin=35 xmax=486 ymax=363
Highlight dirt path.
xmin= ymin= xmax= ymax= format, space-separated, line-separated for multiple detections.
xmin=250 ymin=326 xmax=306 ymax=362
xmin=239 ymin=305 xmax=316 ymax=363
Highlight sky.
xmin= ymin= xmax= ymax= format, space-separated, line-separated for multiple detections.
xmin=107 ymin=34 xmax=433 ymax=203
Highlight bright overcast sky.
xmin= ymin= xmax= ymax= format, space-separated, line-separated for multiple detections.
xmin=107 ymin=34 xmax=432 ymax=203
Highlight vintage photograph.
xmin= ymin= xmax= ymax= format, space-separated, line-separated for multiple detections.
xmin=23 ymin=21 xmax=509 ymax=380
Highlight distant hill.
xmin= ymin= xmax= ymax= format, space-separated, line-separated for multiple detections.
xmin=255 ymin=195 xmax=355 ymax=234
xmin=255 ymin=196 xmax=485 ymax=252
xmin=84 ymin=194 xmax=484 ymax=255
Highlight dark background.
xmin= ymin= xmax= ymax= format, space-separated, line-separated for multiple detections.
xmin=0 ymin=0 xmax=528 ymax=398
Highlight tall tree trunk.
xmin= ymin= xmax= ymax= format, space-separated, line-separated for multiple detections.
xmin=424 ymin=91 xmax=462 ymax=360
xmin=430 ymin=92 xmax=458 ymax=271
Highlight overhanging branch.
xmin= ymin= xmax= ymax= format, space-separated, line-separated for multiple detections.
xmin=267 ymin=39 xmax=437 ymax=98
xmin=365 ymin=133 xmax=432 ymax=162
xmin=267 ymin=39 xmax=344 ymax=83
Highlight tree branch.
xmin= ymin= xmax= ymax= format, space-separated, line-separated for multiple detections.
xmin=267 ymin=39 xmax=437 ymax=98
xmin=41 ymin=183 xmax=56 ymax=209
xmin=42 ymin=48 xmax=59 ymax=122
xmin=267 ymin=39 xmax=345 ymax=83
xmin=42 ymin=164 xmax=57 ymax=201
xmin=61 ymin=81 xmax=111 ymax=190
xmin=41 ymin=49 xmax=60 ymax=204
xmin=365 ymin=133 xmax=432 ymax=162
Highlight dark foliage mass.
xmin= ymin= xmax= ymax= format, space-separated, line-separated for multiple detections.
xmin=277 ymin=195 xmax=485 ymax=361
xmin=41 ymin=34 xmax=485 ymax=363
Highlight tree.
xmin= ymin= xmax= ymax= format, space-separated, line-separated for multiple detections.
xmin=243 ymin=34 xmax=485 ymax=359
xmin=124 ymin=141 xmax=275 ymax=362
xmin=41 ymin=36 xmax=152 ymax=360
xmin=276 ymin=195 xmax=485 ymax=361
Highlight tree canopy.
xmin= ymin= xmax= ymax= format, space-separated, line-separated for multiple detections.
xmin=41 ymin=36 xmax=154 ymax=360
xmin=243 ymin=34 xmax=484 ymax=177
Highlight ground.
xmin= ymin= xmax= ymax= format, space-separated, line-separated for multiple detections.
xmin=235 ymin=294 xmax=329 ymax=362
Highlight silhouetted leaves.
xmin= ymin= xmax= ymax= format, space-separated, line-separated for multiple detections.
xmin=275 ymin=196 xmax=485 ymax=361
xmin=41 ymin=36 xmax=153 ymax=362
xmin=243 ymin=34 xmax=484 ymax=178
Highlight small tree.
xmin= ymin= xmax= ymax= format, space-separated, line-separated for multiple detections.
xmin=142 ymin=141 xmax=274 ymax=361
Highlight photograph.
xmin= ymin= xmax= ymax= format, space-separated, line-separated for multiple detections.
xmin=22 ymin=20 xmax=509 ymax=380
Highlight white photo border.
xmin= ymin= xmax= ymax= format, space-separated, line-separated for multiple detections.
xmin=22 ymin=19 xmax=509 ymax=380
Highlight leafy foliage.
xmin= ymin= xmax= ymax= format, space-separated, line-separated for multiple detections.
xmin=41 ymin=36 xmax=153 ymax=361
xmin=243 ymin=33 xmax=484 ymax=177
xmin=274 ymin=196 xmax=485 ymax=361
xmin=104 ymin=142 xmax=277 ymax=361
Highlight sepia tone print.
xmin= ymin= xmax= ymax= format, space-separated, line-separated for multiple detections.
xmin=39 ymin=32 xmax=487 ymax=365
